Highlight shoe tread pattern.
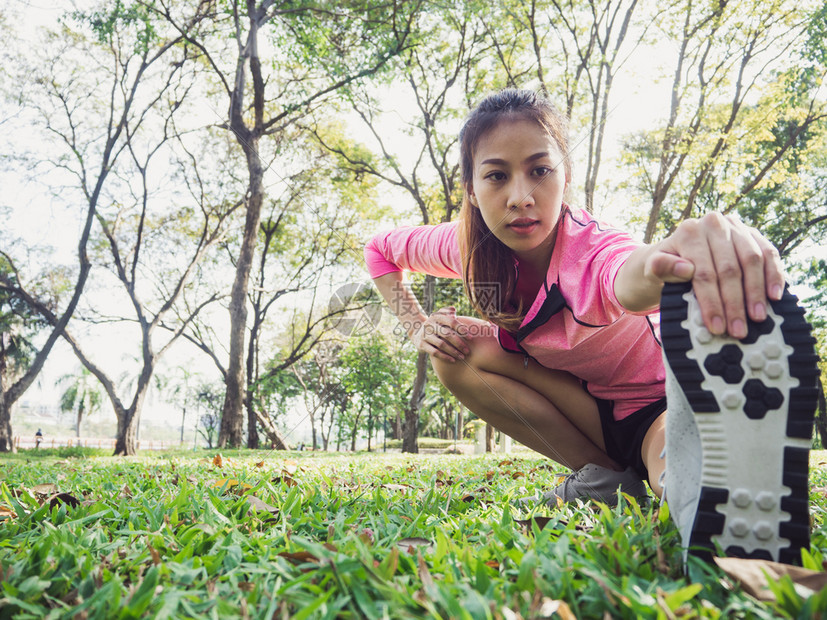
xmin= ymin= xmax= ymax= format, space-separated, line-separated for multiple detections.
xmin=661 ymin=282 xmax=819 ymax=565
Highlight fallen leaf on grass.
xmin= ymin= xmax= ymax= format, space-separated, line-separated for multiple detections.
xmin=207 ymin=478 xmax=252 ymax=494
xmin=396 ymin=537 xmax=434 ymax=554
xmin=147 ymin=538 xmax=161 ymax=566
xmin=533 ymin=598 xmax=576 ymax=620
xmin=254 ymin=461 xmax=265 ymax=468
xmin=514 ymin=516 xmax=555 ymax=532
xmin=283 ymin=460 xmax=298 ymax=475
xmin=31 ymin=483 xmax=57 ymax=496
xmin=714 ymin=557 xmax=827 ymax=601
xmin=212 ymin=454 xmax=223 ymax=468
xmin=0 ymin=505 xmax=16 ymax=520
xmin=278 ymin=543 xmax=337 ymax=566
xmin=48 ymin=493 xmax=81 ymax=510
xmin=273 ymin=475 xmax=297 ymax=487
xmin=245 ymin=495 xmax=278 ymax=513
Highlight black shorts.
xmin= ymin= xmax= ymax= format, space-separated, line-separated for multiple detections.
xmin=596 ymin=397 xmax=667 ymax=482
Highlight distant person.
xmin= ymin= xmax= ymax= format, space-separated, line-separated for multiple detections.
xmin=365 ymin=88 xmax=819 ymax=567
xmin=35 ymin=429 xmax=43 ymax=449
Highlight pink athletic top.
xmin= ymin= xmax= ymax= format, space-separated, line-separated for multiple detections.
xmin=364 ymin=205 xmax=665 ymax=420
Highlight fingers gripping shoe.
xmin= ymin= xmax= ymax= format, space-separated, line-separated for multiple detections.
xmin=661 ymin=282 xmax=819 ymax=565
xmin=524 ymin=464 xmax=648 ymax=507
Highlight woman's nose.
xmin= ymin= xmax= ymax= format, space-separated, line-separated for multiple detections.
xmin=509 ymin=176 xmax=536 ymax=208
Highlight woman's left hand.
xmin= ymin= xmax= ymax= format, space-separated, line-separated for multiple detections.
xmin=644 ymin=212 xmax=785 ymax=339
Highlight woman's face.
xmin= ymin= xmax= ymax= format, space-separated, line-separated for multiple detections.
xmin=468 ymin=118 xmax=567 ymax=271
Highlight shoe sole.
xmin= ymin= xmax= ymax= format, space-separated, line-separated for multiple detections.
xmin=661 ymin=281 xmax=819 ymax=564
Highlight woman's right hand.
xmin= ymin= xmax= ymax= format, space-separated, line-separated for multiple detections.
xmin=409 ymin=306 xmax=471 ymax=362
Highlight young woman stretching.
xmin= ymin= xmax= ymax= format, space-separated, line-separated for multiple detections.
xmin=364 ymin=89 xmax=819 ymax=565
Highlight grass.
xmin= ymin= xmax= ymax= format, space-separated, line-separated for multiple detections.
xmin=0 ymin=449 xmax=826 ymax=619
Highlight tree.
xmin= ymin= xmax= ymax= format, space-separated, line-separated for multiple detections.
xmin=0 ymin=0 xmax=189 ymax=451
xmin=340 ymin=333 xmax=400 ymax=451
xmin=195 ymin=380 xmax=224 ymax=450
xmin=155 ymin=0 xmax=420 ymax=448
xmin=0 ymin=257 xmax=47 ymax=451
xmin=58 ymin=367 xmax=104 ymax=438
xmin=618 ymin=0 xmax=827 ymax=244
xmin=312 ymin=1 xmax=507 ymax=452
xmin=488 ymin=0 xmax=661 ymax=211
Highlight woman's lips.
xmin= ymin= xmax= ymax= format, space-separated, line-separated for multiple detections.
xmin=507 ymin=218 xmax=539 ymax=234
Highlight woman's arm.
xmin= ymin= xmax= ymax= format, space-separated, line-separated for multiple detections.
xmin=615 ymin=213 xmax=785 ymax=339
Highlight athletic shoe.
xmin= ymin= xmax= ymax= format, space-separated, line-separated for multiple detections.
xmin=519 ymin=463 xmax=649 ymax=507
xmin=660 ymin=281 xmax=819 ymax=565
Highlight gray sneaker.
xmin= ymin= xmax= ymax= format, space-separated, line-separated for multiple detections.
xmin=661 ymin=282 xmax=819 ymax=565
xmin=522 ymin=463 xmax=648 ymax=507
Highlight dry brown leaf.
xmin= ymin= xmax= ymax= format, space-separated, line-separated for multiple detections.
xmin=283 ymin=460 xmax=298 ymax=475
xmin=279 ymin=550 xmax=319 ymax=564
xmin=714 ymin=557 xmax=827 ymax=601
xmin=397 ymin=537 xmax=433 ymax=554
xmin=207 ymin=478 xmax=252 ymax=494
xmin=273 ymin=475 xmax=297 ymax=487
xmin=515 ymin=516 xmax=555 ymax=532
xmin=484 ymin=560 xmax=500 ymax=569
xmin=146 ymin=538 xmax=161 ymax=566
xmin=0 ymin=505 xmax=16 ymax=520
xmin=254 ymin=461 xmax=265 ymax=468
xmin=533 ymin=598 xmax=576 ymax=620
xmin=417 ymin=553 xmax=436 ymax=591
xmin=31 ymin=483 xmax=57 ymax=496
xmin=48 ymin=493 xmax=81 ymax=510
xmin=246 ymin=495 xmax=278 ymax=513
xmin=119 ymin=484 xmax=133 ymax=499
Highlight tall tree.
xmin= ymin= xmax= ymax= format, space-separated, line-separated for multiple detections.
xmin=157 ymin=0 xmax=419 ymax=448
xmin=618 ymin=0 xmax=827 ymax=243
xmin=312 ymin=1 xmax=507 ymax=452
xmin=58 ymin=367 xmax=104 ymax=438
xmin=489 ymin=0 xmax=659 ymax=211
xmin=0 ymin=0 xmax=199 ymax=452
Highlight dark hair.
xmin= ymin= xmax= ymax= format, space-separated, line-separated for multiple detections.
xmin=457 ymin=89 xmax=571 ymax=331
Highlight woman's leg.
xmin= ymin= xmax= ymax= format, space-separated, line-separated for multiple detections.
xmin=641 ymin=413 xmax=666 ymax=499
xmin=430 ymin=317 xmax=619 ymax=472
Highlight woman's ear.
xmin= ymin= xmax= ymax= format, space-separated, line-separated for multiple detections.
xmin=467 ymin=187 xmax=478 ymax=207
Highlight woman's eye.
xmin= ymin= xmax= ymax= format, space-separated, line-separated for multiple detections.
xmin=486 ymin=171 xmax=506 ymax=181
xmin=533 ymin=166 xmax=551 ymax=177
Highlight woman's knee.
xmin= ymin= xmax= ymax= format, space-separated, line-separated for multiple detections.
xmin=429 ymin=318 xmax=496 ymax=387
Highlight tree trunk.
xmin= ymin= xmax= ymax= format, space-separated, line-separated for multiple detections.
xmin=114 ymin=409 xmax=140 ymax=456
xmin=485 ymin=423 xmax=495 ymax=452
xmin=244 ymin=394 xmax=259 ymax=449
xmin=76 ymin=402 xmax=84 ymax=438
xmin=0 ymin=395 xmax=16 ymax=454
xmin=403 ymin=351 xmax=428 ymax=454
xmin=220 ymin=144 xmax=264 ymax=448
xmin=253 ymin=407 xmax=288 ymax=450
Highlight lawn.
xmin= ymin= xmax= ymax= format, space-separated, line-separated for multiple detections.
xmin=1 ymin=448 xmax=826 ymax=619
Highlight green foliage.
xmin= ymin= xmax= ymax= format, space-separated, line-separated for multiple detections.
xmin=72 ymin=0 xmax=159 ymax=55
xmin=0 ymin=452 xmax=826 ymax=617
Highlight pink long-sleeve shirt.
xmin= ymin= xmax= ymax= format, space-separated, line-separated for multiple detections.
xmin=364 ymin=206 xmax=665 ymax=420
